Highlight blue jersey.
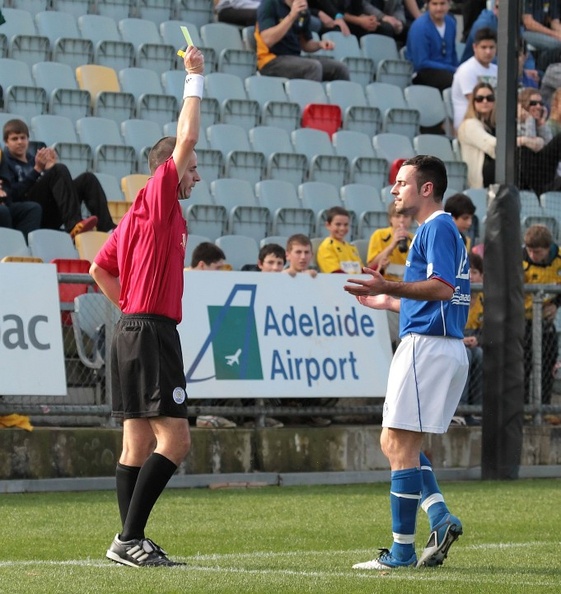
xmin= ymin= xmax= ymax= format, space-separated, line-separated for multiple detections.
xmin=399 ymin=211 xmax=470 ymax=338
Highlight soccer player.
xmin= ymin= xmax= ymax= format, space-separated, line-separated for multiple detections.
xmin=89 ymin=45 xmax=204 ymax=567
xmin=344 ymin=155 xmax=470 ymax=569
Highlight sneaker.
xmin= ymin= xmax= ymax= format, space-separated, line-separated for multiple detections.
xmin=352 ymin=548 xmax=417 ymax=570
xmin=416 ymin=513 xmax=463 ymax=567
xmin=464 ymin=414 xmax=481 ymax=426
xmin=106 ymin=534 xmax=178 ymax=567
xmin=196 ymin=415 xmax=237 ymax=428
xmin=450 ymin=416 xmax=466 ymax=426
xmin=70 ymin=215 xmax=98 ymax=238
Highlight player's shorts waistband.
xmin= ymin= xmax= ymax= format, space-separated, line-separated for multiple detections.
xmin=120 ymin=313 xmax=177 ymax=326
xmin=403 ymin=332 xmax=462 ymax=341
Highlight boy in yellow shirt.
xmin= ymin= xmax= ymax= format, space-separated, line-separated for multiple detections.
xmin=317 ymin=206 xmax=363 ymax=273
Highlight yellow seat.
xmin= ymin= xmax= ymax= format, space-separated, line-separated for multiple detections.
xmin=74 ymin=230 xmax=110 ymax=264
xmin=121 ymin=174 xmax=150 ymax=202
xmin=107 ymin=201 xmax=132 ymax=224
xmin=75 ymin=64 xmax=120 ymax=107
xmin=1 ymin=256 xmax=44 ymax=263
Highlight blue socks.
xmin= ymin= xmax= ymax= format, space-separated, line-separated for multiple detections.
xmin=389 ymin=467 xmax=421 ymax=561
xmin=420 ymin=452 xmax=449 ymax=529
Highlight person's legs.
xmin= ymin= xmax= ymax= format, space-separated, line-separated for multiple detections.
xmin=26 ymin=163 xmax=83 ymax=231
xmin=260 ymin=55 xmax=323 ymax=81
xmin=542 ymin=321 xmax=558 ymax=406
xmin=73 ymin=172 xmax=116 ymax=232
xmin=413 ymin=68 xmax=454 ymax=93
xmin=8 ymin=201 xmax=42 ymax=239
xmin=523 ymin=31 xmax=561 ymax=52
xmin=316 ymin=56 xmax=350 ymax=81
xmin=217 ymin=7 xmax=256 ymax=27
xmin=0 ymin=204 xmax=13 ymax=229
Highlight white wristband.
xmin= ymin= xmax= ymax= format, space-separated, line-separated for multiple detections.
xmin=183 ymin=74 xmax=204 ymax=100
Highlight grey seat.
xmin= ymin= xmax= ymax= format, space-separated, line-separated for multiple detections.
xmin=341 ymin=183 xmax=388 ymax=239
xmin=245 ymin=74 xmax=300 ymax=132
xmin=205 ymin=72 xmax=260 ymax=131
xmin=322 ymin=31 xmax=373 ymax=87
xmin=0 ymin=228 xmax=31 ymax=259
xmin=298 ymin=181 xmax=347 ymax=239
xmin=325 ymin=80 xmax=381 ymax=137
xmin=78 ymin=14 xmax=135 ymax=71
xmin=28 ymin=229 xmax=79 ymax=261
xmin=119 ymin=18 xmax=176 ymax=75
xmin=215 ymin=234 xmax=259 ymax=271
xmin=366 ymin=82 xmax=420 ymax=139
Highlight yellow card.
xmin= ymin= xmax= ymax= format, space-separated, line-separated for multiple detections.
xmin=181 ymin=25 xmax=193 ymax=46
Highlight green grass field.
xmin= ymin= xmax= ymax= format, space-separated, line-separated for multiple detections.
xmin=1 ymin=479 xmax=560 ymax=593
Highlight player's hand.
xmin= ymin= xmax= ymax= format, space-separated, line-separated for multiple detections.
xmin=355 ymin=294 xmax=392 ymax=310
xmin=183 ymin=45 xmax=204 ymax=75
xmin=343 ymin=267 xmax=388 ymax=296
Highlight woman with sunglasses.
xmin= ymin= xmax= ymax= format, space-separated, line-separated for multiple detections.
xmin=517 ymin=88 xmax=552 ymax=146
xmin=457 ymin=82 xmax=497 ymax=188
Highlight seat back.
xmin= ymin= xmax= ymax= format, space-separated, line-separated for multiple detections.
xmin=76 ymin=116 xmax=124 ymax=149
xmin=0 ymin=228 xmax=30 ymax=259
xmin=285 ymin=78 xmax=328 ymax=110
xmin=74 ymin=231 xmax=111 ymax=263
xmin=200 ymin=22 xmax=245 ymax=54
xmin=30 ymin=114 xmax=78 ymax=145
xmin=215 ymin=234 xmax=259 ymax=271
xmin=78 ymin=14 xmax=121 ymax=45
xmin=28 ymin=229 xmax=79 ymax=261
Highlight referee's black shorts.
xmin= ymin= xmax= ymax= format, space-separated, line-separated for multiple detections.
xmin=111 ymin=314 xmax=188 ymax=419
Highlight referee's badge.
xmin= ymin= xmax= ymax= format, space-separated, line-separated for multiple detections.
xmin=172 ymin=387 xmax=186 ymax=404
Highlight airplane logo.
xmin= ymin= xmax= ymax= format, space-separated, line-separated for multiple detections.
xmin=225 ymin=348 xmax=242 ymax=366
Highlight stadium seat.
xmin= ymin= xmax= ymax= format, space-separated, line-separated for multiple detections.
xmin=0 ymin=228 xmax=31 ymax=259
xmin=372 ymin=133 xmax=416 ymax=170
xmin=1 ymin=8 xmax=49 ymax=67
xmin=74 ymin=231 xmax=110 ymax=264
xmin=76 ymin=64 xmax=136 ymax=124
xmin=0 ymin=58 xmax=47 ymax=121
xmin=301 ymin=103 xmax=342 ymax=138
xmin=375 ymin=58 xmax=413 ymax=89
xmin=413 ymin=134 xmax=457 ymax=162
xmin=340 ymin=183 xmax=388 ymax=239
xmin=325 ymin=79 xmax=381 ymax=137
xmin=332 ymin=130 xmax=388 ymax=188
xmin=241 ymin=25 xmax=256 ymax=52
xmin=298 ymin=181 xmax=347 ymax=239
xmin=244 ymin=74 xmax=300 ymax=132
xmin=32 ymin=61 xmax=90 ymax=121
xmin=360 ymin=34 xmax=400 ymax=72
xmin=249 ymin=125 xmax=308 ymax=186
xmin=120 ymin=119 xmax=162 ymax=174
xmin=200 ymin=22 xmax=256 ymax=79
xmin=351 ymin=238 xmax=369 ymax=265
xmin=291 ymin=127 xmax=349 ymax=188
xmin=160 ymin=20 xmax=203 ymax=50
xmin=95 ymin=0 xmax=135 ymax=21
xmin=366 ymin=82 xmax=420 ymax=139
xmin=322 ymin=31 xmax=374 ymax=87
xmin=136 ymin=0 xmax=175 ymax=24
xmin=35 ymin=11 xmax=94 ymax=69
xmin=205 ymin=72 xmax=260 ymax=131
xmin=78 ymin=14 xmax=135 ymax=71
xmin=255 ymin=179 xmax=315 ymax=238
xmin=118 ymin=18 xmax=176 ymax=75
xmin=121 ymin=174 xmax=150 ymax=202
xmin=94 ymin=172 xmax=125 ymax=202
xmin=207 ymin=123 xmax=265 ymax=186
xmin=404 ymin=85 xmax=449 ymax=135
xmin=28 ymin=229 xmax=79 ymax=262
xmin=181 ymin=201 xmax=228 ymax=242
xmin=260 ymin=235 xmax=289 ymax=248
xmin=119 ymin=67 xmax=179 ymax=127
xmin=211 ymin=178 xmax=270 ymax=241
xmin=175 ymin=0 xmax=215 ymax=29
xmin=51 ymin=0 xmax=91 ymax=19
xmin=285 ymin=78 xmax=329 ymax=112
xmin=215 ymin=234 xmax=259 ymax=271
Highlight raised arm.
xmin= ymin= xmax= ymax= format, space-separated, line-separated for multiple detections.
xmin=172 ymin=45 xmax=204 ymax=181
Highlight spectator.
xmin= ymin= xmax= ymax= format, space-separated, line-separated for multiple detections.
xmin=328 ymin=0 xmax=382 ymax=38
xmin=364 ymin=0 xmax=408 ymax=43
xmin=443 ymin=192 xmax=477 ymax=252
xmin=2 ymin=119 xmax=115 ymax=237
xmin=405 ymin=0 xmax=459 ymax=93
xmin=0 ymin=155 xmax=41 ymax=240
xmin=461 ymin=0 xmax=486 ymax=43
xmin=451 ymin=27 xmax=498 ymax=132
xmin=215 ymin=0 xmax=260 ymax=27
xmin=255 ymin=0 xmax=350 ymax=81
xmin=522 ymin=224 xmax=561 ymax=409
xmin=283 ymin=233 xmax=319 ymax=277
xmin=522 ymin=0 xmax=561 ymax=52
xmin=404 ymin=0 xmax=423 ymax=24
xmin=317 ymin=206 xmax=363 ymax=273
xmin=457 ymin=81 xmax=497 ymax=189
xmin=186 ymin=242 xmax=227 ymax=271
xmin=366 ymin=201 xmax=414 ymax=348
xmin=517 ymin=87 xmax=561 ymax=195
xmin=257 ymin=243 xmax=287 ymax=271
xmin=545 ymin=87 xmax=561 ymax=138
xmin=308 ymin=0 xmax=352 ymax=35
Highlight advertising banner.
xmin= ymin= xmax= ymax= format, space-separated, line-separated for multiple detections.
xmin=0 ymin=264 xmax=66 ymax=395
xmin=180 ymin=271 xmax=392 ymax=398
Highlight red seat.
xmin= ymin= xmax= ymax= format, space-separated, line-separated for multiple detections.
xmin=301 ymin=103 xmax=342 ymax=138
xmin=388 ymin=158 xmax=407 ymax=184
xmin=52 ymin=258 xmax=92 ymax=325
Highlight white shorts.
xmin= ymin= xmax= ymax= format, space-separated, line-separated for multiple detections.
xmin=382 ymin=333 xmax=468 ymax=434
